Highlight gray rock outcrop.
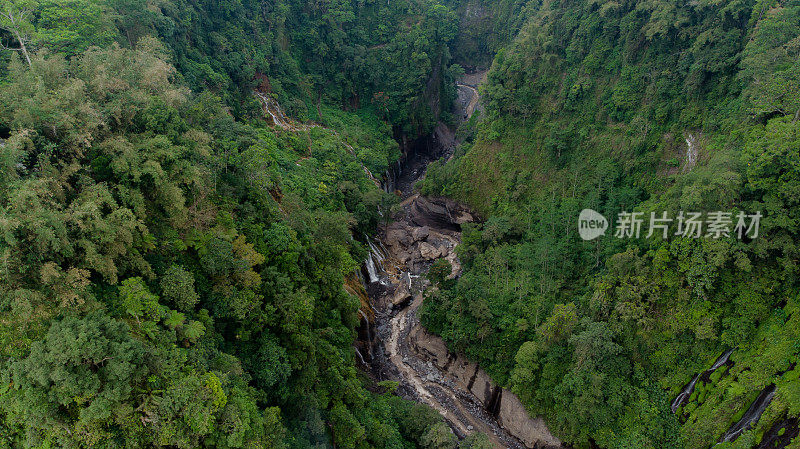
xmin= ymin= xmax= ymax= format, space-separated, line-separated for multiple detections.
xmin=409 ymin=324 xmax=562 ymax=449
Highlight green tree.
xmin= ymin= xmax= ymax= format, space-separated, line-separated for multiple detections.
xmin=420 ymin=422 xmax=457 ymax=449
xmin=119 ymin=277 xmax=160 ymax=322
xmin=160 ymin=265 xmax=200 ymax=312
xmin=459 ymin=432 xmax=493 ymax=449
xmin=0 ymin=313 xmax=146 ymax=447
xmin=0 ymin=0 xmax=33 ymax=66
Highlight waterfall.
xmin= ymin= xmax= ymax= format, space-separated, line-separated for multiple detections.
xmin=671 ymin=375 xmax=700 ymax=413
xmin=364 ymin=235 xmax=391 ymax=284
xmin=366 ymin=253 xmax=379 ymax=283
xmin=355 ymin=268 xmax=365 ymax=285
xmin=383 ymin=167 xmax=398 ymax=193
xmin=685 ymin=137 xmax=695 ymax=165
xmin=255 ymin=92 xmax=291 ymax=130
xmin=719 ymin=384 xmax=776 ymax=443
xmin=683 ymin=133 xmax=698 ymax=172
xmin=362 ymin=164 xmax=380 ymax=187
xmin=377 ymin=239 xmax=391 ymax=257
xmin=368 ymin=239 xmax=385 ymax=269
xmin=672 ymin=348 xmax=735 ymax=413
xmin=359 ymin=309 xmax=373 ymax=359
xmin=710 ymin=348 xmax=734 ymax=371
xmin=355 ymin=347 xmax=367 ymax=366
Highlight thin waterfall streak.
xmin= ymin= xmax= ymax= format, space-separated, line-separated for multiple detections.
xmin=355 ymin=347 xmax=367 ymax=366
xmin=671 ymin=375 xmax=699 ymax=413
xmin=358 ymin=309 xmax=373 ymax=358
xmin=366 ymin=253 xmax=379 ymax=283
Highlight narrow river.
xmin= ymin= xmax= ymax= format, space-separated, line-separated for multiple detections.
xmin=357 ymin=72 xmax=562 ymax=449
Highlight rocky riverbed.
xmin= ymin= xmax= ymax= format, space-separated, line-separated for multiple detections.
xmin=356 ymin=71 xmax=563 ymax=449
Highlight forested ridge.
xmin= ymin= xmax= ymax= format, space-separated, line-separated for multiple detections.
xmin=1 ymin=0 xmax=799 ymax=448
xmin=0 ymin=0 xmax=482 ymax=447
xmin=419 ymin=0 xmax=800 ymax=448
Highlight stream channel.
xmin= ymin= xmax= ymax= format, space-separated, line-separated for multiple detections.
xmin=354 ymin=71 xmax=563 ymax=449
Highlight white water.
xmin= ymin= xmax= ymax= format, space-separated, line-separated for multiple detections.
xmin=672 ymin=348 xmax=735 ymax=413
xmin=710 ymin=348 xmax=734 ymax=371
xmin=683 ymin=134 xmax=698 ymax=172
xmin=355 ymin=347 xmax=367 ymax=365
xmin=255 ymin=92 xmax=294 ymax=130
xmin=671 ymin=375 xmax=700 ymax=413
xmin=364 ymin=235 xmax=398 ymax=285
xmin=368 ymin=238 xmax=385 ymax=269
xmin=719 ymin=385 xmax=776 ymax=443
xmin=366 ymin=253 xmax=379 ymax=283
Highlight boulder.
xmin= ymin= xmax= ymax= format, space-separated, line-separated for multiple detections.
xmin=419 ymin=242 xmax=442 ymax=259
xmin=410 ymin=196 xmax=475 ymax=230
xmin=410 ymin=197 xmax=459 ymax=230
xmin=385 ymin=223 xmax=412 ymax=249
xmin=446 ymin=358 xmax=479 ymax=392
xmin=468 ymin=368 xmax=495 ymax=406
xmin=452 ymin=210 xmax=474 ymax=225
xmin=391 ymin=283 xmax=412 ymax=307
xmin=445 ymin=253 xmax=461 ymax=278
xmin=395 ymin=250 xmax=412 ymax=264
xmin=436 ymin=243 xmax=450 ymax=258
xmin=412 ymin=226 xmax=430 ymax=241
xmin=409 ymin=325 xmax=450 ymax=369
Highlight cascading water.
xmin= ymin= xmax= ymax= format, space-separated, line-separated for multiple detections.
xmin=367 ymin=238 xmax=385 ymax=269
xmin=366 ymin=253 xmax=379 ymax=283
xmin=255 ymin=92 xmax=295 ymax=130
xmin=363 ymin=235 xmax=400 ymax=286
xmin=672 ymin=348 xmax=735 ymax=413
xmin=683 ymin=133 xmax=698 ymax=172
xmin=364 ymin=236 xmax=390 ymax=284
xmin=355 ymin=347 xmax=367 ymax=365
xmin=670 ymin=348 xmax=778 ymax=443
xmin=710 ymin=348 xmax=735 ymax=371
xmin=671 ymin=375 xmax=700 ymax=413
xmin=350 ymin=70 xmax=562 ymax=449
xmin=359 ymin=309 xmax=373 ymax=359
xmin=719 ymin=384 xmax=776 ymax=443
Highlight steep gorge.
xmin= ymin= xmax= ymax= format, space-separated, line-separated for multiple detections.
xmin=356 ymin=72 xmax=562 ymax=449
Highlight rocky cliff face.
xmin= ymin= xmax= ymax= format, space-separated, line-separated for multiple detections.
xmin=409 ymin=324 xmax=562 ymax=449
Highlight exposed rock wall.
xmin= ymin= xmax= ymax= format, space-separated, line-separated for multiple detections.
xmin=409 ymin=324 xmax=562 ymax=448
xmin=498 ymin=394 xmax=562 ymax=449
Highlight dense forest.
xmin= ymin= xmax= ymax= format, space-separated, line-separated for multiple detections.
xmin=0 ymin=0 xmax=474 ymax=447
xmin=419 ymin=0 xmax=800 ymax=448
xmin=1 ymin=0 xmax=799 ymax=448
